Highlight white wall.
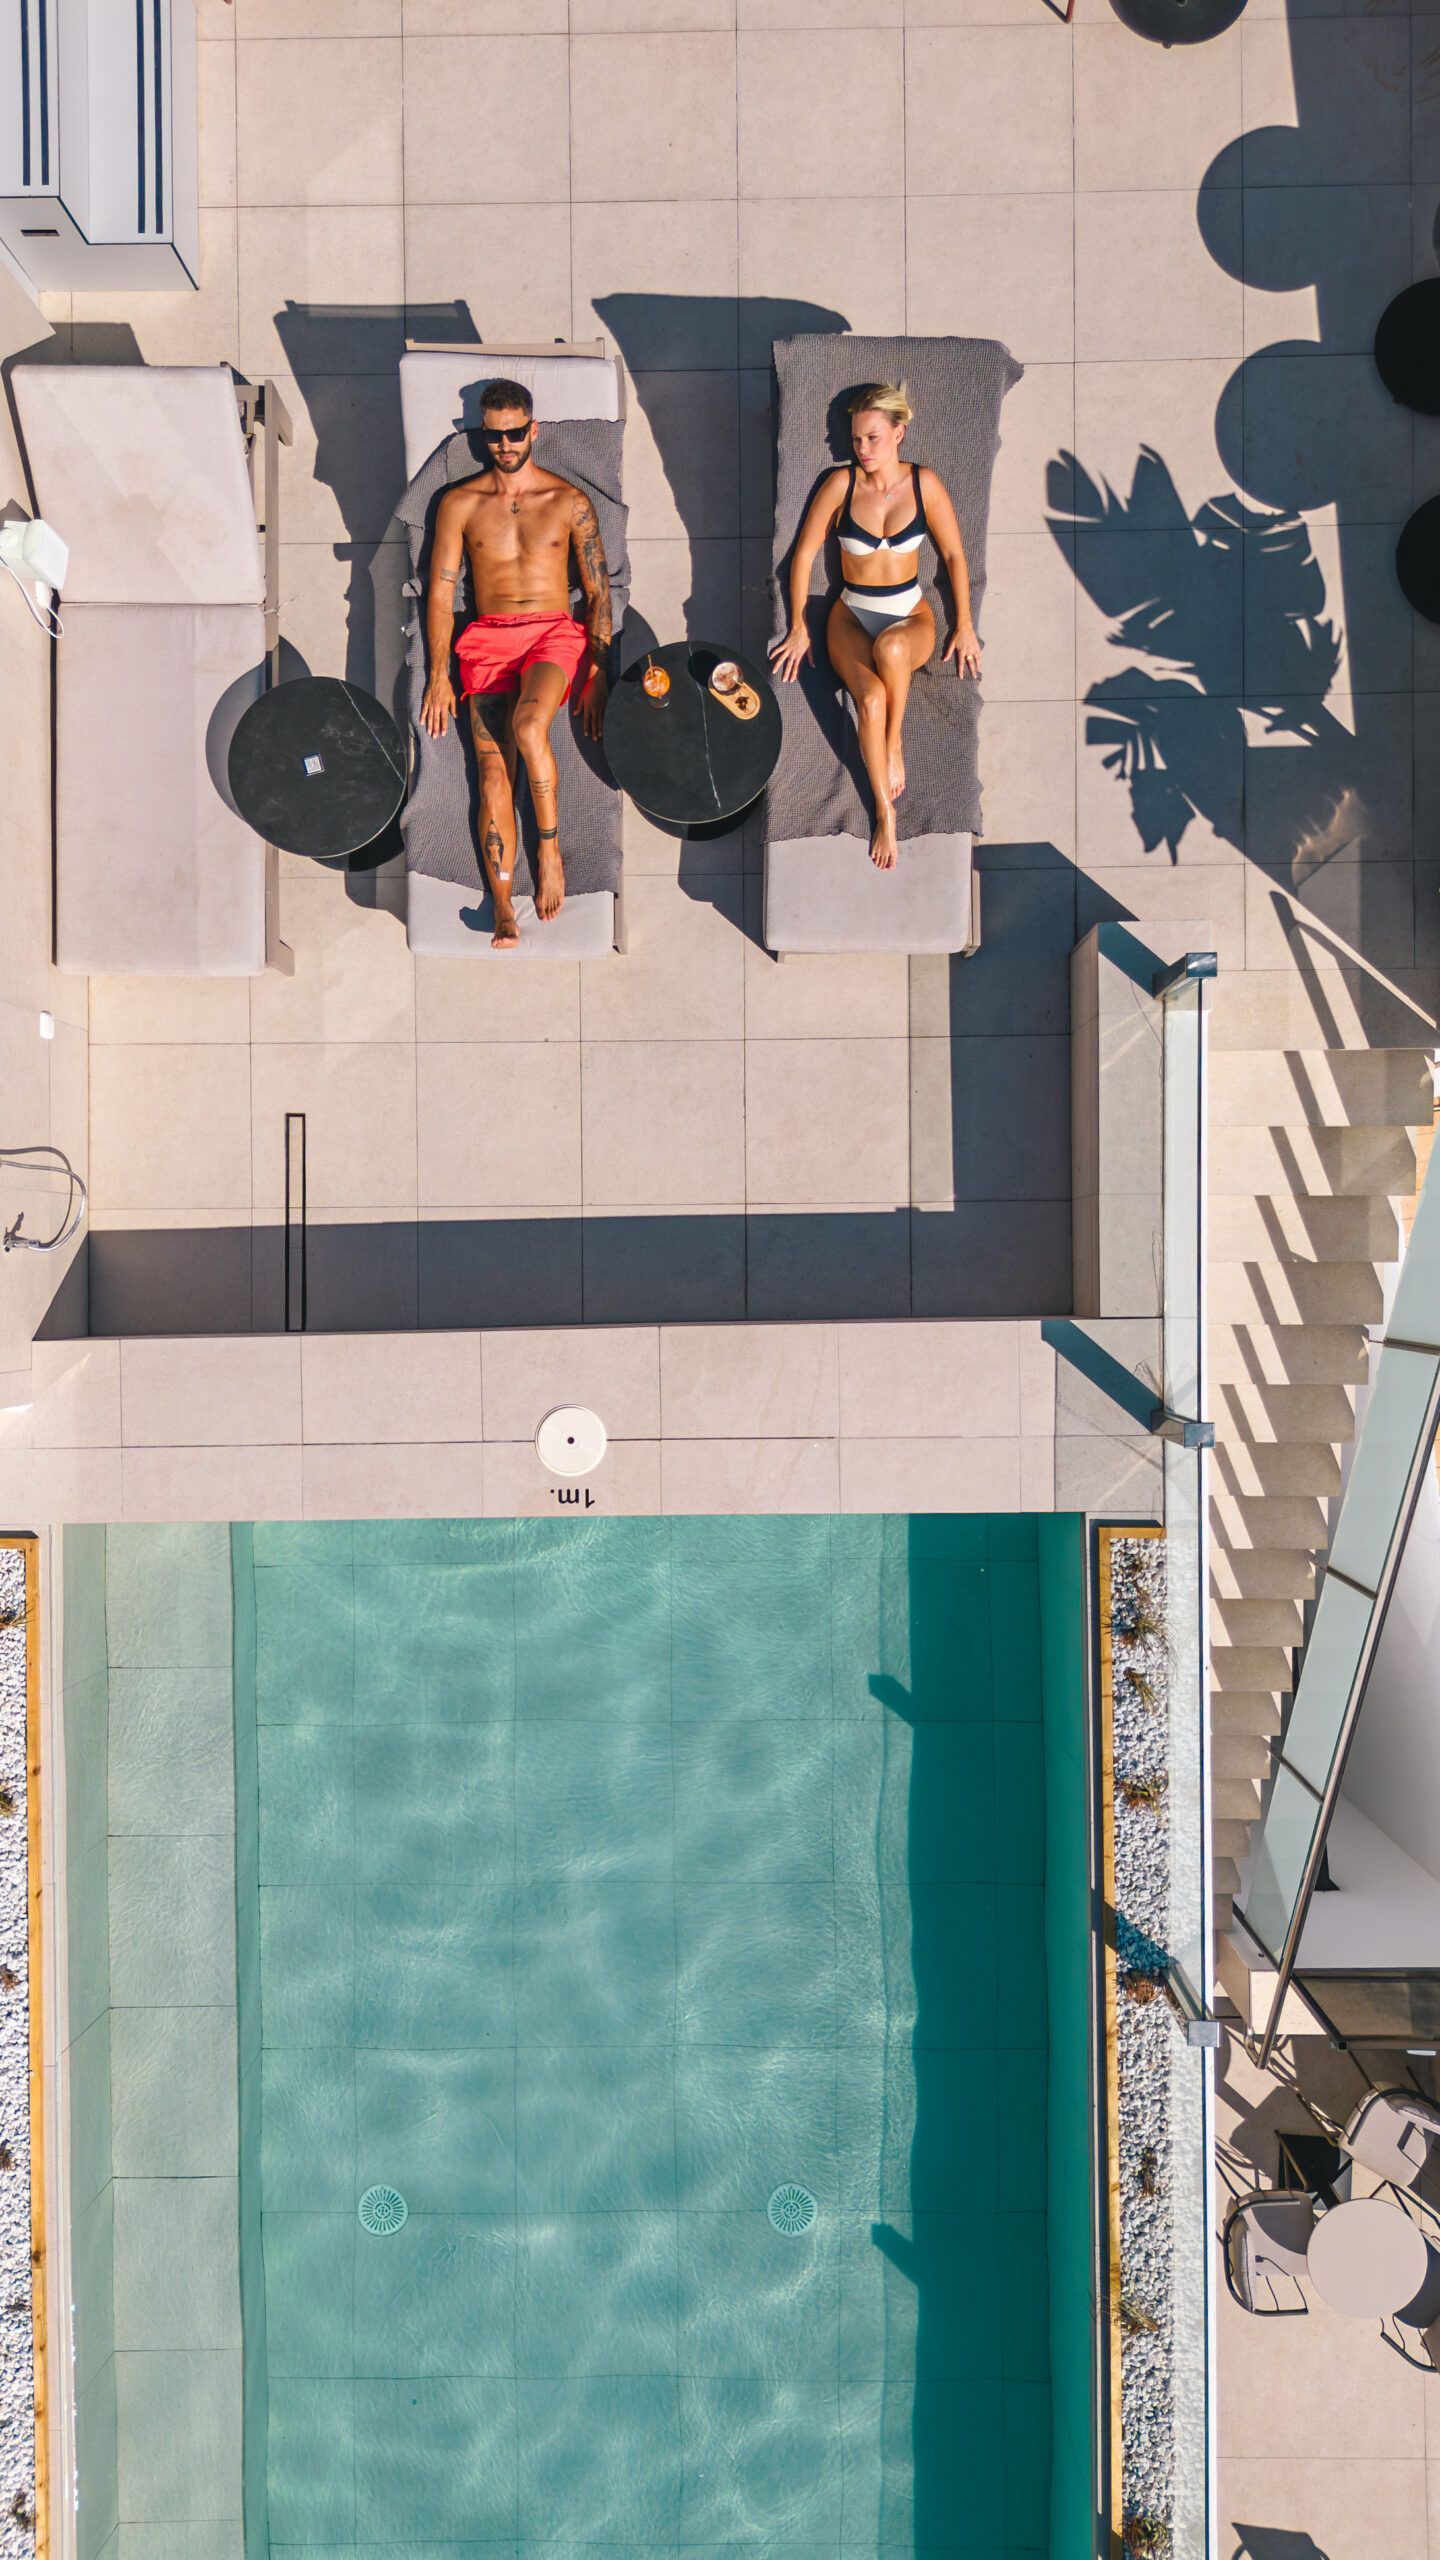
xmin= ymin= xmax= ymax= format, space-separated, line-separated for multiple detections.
xmin=1342 ymin=1458 xmax=1440 ymax=1885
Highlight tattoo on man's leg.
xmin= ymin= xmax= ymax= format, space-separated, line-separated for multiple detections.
xmin=484 ymin=823 xmax=504 ymax=861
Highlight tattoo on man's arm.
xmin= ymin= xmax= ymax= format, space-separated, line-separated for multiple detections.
xmin=434 ymin=567 xmax=459 ymax=585
xmin=571 ymin=494 xmax=612 ymax=652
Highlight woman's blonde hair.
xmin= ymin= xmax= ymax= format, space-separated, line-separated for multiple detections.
xmin=848 ymin=381 xmax=913 ymax=429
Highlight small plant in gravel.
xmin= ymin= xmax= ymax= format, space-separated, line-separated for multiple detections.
xmin=1119 ymin=1965 xmax=1166 ymax=2004
xmin=9 ymin=2488 xmax=33 ymax=2532
xmin=0 ymin=1965 xmax=17 ymax=1993
xmin=0 ymin=1605 xmax=24 ymax=1631
xmin=1120 ymin=1772 xmax=1167 ymax=1815
xmin=1123 ymin=1666 xmax=1158 ymax=1711
xmin=1137 ymin=2145 xmax=1159 ymax=2198
xmin=1119 ymin=2290 xmax=1161 ymax=2339
xmin=1118 ymin=1585 xmax=1162 ymax=1645
xmin=0 ymin=2143 xmax=14 ymax=2172
xmin=4 ymin=2299 xmax=25 ymax=2317
xmin=1123 ymin=2515 xmax=1170 ymax=2558
xmin=0 ymin=1785 xmax=16 ymax=1818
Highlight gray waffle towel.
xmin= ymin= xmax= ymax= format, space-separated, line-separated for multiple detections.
xmin=396 ymin=421 xmax=629 ymax=898
xmin=767 ymin=334 xmax=1022 ymax=844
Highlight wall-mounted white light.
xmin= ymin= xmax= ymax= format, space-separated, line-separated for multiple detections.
xmin=0 ymin=516 xmax=68 ymax=635
xmin=38 ymin=1012 xmax=54 ymax=1040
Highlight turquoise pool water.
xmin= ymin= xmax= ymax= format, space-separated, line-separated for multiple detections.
xmin=225 ymin=1513 xmax=1092 ymax=2560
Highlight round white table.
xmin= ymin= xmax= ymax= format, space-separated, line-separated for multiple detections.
xmin=1306 ymin=2196 xmax=1430 ymax=2318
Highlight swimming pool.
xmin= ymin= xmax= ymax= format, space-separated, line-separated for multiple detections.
xmin=61 ymin=1513 xmax=1096 ymax=2560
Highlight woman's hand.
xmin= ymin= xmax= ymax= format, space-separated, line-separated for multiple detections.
xmin=944 ymin=623 xmax=983 ymax=680
xmin=768 ymin=624 xmax=813 ymax=683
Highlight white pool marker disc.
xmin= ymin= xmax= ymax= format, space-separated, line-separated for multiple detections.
xmin=536 ymin=1406 xmax=607 ymax=1477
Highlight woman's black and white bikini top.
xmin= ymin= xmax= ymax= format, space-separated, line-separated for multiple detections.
xmin=837 ymin=461 xmax=930 ymax=562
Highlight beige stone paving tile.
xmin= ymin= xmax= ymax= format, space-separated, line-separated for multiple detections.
xmin=745 ymin=1038 xmax=910 ymax=1208
xmin=479 ymin=1325 xmax=661 ymax=1442
xmin=300 ymin=1331 xmax=483 ymax=1446
xmin=1076 ymin=701 xmax=1241 ymax=868
xmin=1076 ymin=194 xmax=1243 ymax=364
xmin=1074 ymin=23 xmax=1242 ymax=195
xmin=237 ymin=38 xmax=401 ymax=206
xmin=1019 ymin=1434 xmax=1054 ymax=1510
xmin=1242 ymin=185 xmax=1413 ymax=359
xmin=980 ymin=534 xmax=1076 ymax=702
xmin=89 ymin=978 xmax=252 ymax=1046
xmin=414 ymin=955 xmax=580 ymax=1043
xmin=1248 ymin=521 xmax=1413 ymax=700
xmin=904 ymin=0 xmax=1067 ymax=17
xmin=1244 ymin=860 xmax=1416 ymax=975
xmin=250 ymin=1042 xmax=417 ymax=1211
xmin=1073 ymin=536 xmax=1239 ymax=701
xmin=0 ymin=1344 xmax=121 ymax=1452
xmin=737 ymin=200 xmax=905 ymax=357
xmin=263 ymin=371 xmax=405 ymax=548
xmin=250 ymin=880 xmax=415 ymax=1044
xmin=1076 ymin=865 xmax=1244 ymax=973
xmin=198 ymin=37 xmax=237 ymax=206
xmin=402 ymin=0 xmax=566 ymax=27
xmin=625 ymin=538 xmax=742 ymax=649
xmin=1244 ymin=18 xmax=1411 ymax=187
xmin=660 ymin=1321 xmax=838 ymax=1437
xmin=576 ymin=0 xmax=732 ymax=23
xmin=91 ymin=1046 xmax=253 ymax=1214
xmin=580 ymin=878 xmax=744 ymax=1041
xmin=742 ymin=939 xmax=909 ymax=1041
xmin=838 ymin=1435 xmax=1023 ymax=1511
xmin=301 ymin=1438 xmax=484 ymax=1519
xmin=661 ymin=1436 xmax=840 ymax=1513
xmin=977 ymin=699 xmax=1077 ymax=857
xmin=906 ymin=28 xmax=1073 ymax=195
xmin=571 ymin=35 xmax=738 ymax=202
xmin=403 ymin=38 xmax=569 ymax=207
xmin=572 ymin=202 xmax=738 ymax=369
xmin=1017 ymin=1326 xmax=1055 ymax=1438
xmin=122 ymin=1445 xmax=303 ymax=1523
xmin=906 ymin=196 xmax=1073 ymax=365
xmin=1218 ymin=2274 xmax=1426 ymax=2459
xmin=416 ymin=1203 xmax=582 ymax=1329
xmin=238 ymin=206 xmax=405 ymax=378
xmin=1071 ymin=361 xmax=1234 ymax=528
xmin=837 ymin=1321 xmax=1022 ymax=1439
xmin=739 ymin=31 xmax=902 ymax=199
xmin=417 ymin=1043 xmax=581 ymax=1209
xmin=484 ymin=1438 xmax=663 ymax=1517
xmin=988 ymin=364 xmax=1074 ymax=537
xmin=0 ymin=1448 xmax=124 ymax=1525
xmin=66 ymin=209 xmax=239 ymax=368
xmin=120 ymin=1339 xmax=302 ymax=1448
xmin=737 ymin=366 xmax=775 ymax=542
xmin=626 ymin=370 xmax=741 ymax=543
xmin=275 ymin=539 xmax=410 ymax=705
xmin=242 ymin=0 xmax=400 ymax=28
xmin=741 ymin=0 xmax=897 ymax=20
xmin=581 ymin=1040 xmax=745 ymax=1206
xmin=197 ymin=0 xmax=235 ymax=32
xmin=404 ymin=205 xmax=573 ymax=349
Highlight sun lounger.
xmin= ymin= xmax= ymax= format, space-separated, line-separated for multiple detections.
xmin=10 ymin=362 xmax=290 ymax=975
xmin=763 ymin=332 xmax=1021 ymax=957
xmin=396 ymin=341 xmax=628 ymax=960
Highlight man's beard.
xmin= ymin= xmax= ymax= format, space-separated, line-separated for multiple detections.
xmin=496 ymin=446 xmax=529 ymax=473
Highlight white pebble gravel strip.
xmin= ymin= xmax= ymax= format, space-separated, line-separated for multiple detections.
xmin=0 ymin=1544 xmax=34 ymax=2555
xmin=1111 ymin=1532 xmax=1183 ymax=2543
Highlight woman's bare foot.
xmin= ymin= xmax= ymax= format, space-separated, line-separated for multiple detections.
xmin=536 ymin=835 xmax=566 ymax=921
xmin=870 ymin=809 xmax=898 ymax=870
xmin=492 ymin=899 xmax=520 ymax=950
xmin=888 ymin=740 xmax=906 ymax=800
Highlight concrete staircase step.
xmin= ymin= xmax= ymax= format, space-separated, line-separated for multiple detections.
xmin=1209 ymin=1259 xmax=1383 ymax=1328
xmin=1208 ymin=1192 xmax=1401 ymax=1266
xmin=1214 ymin=1892 xmax=1235 ymax=1935
xmin=1213 ymin=1489 xmax=1331 ymax=1549
xmin=1208 ymin=971 xmax=1438 ymax=1053
xmin=1213 ymin=1856 xmax=1241 ymax=1900
xmin=1215 ymin=1380 xmax=1358 ymax=1445
xmin=1210 ymin=1123 xmax=1416 ymax=1198
xmin=1210 ymin=1596 xmax=1305 ymax=1647
xmin=1212 ymin=1688 xmax=1286 ymax=1737
xmin=1215 ymin=1815 xmax=1258 ymax=1861
xmin=1210 ymin=1547 xmax=1316 ymax=1601
xmin=1214 ymin=1730 xmax=1276 ymax=1784
xmin=1210 ymin=1641 xmax=1293 ymax=1694
xmin=1209 ymin=1048 xmax=1433 ymax=1128
xmin=1209 ymin=1323 xmax=1371 ymax=1387
xmin=1214 ymin=1440 xmax=1343 ymax=1498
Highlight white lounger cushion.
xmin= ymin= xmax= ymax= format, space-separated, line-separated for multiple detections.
xmin=12 ymin=364 xmax=264 ymax=607
xmin=406 ymin=873 xmax=616 ymax=959
xmin=399 ymin=350 xmax=620 ymax=478
xmin=56 ymin=604 xmax=268 ymax=976
xmin=764 ymin=834 xmax=975 ymax=955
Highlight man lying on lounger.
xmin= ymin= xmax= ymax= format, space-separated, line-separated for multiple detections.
xmin=420 ymin=378 xmax=611 ymax=948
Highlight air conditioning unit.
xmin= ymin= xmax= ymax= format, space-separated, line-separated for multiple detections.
xmin=0 ymin=0 xmax=197 ymax=293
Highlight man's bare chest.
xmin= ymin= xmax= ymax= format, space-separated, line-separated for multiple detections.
xmin=462 ymin=492 xmax=569 ymax=566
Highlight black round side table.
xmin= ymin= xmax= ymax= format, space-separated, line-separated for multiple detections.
xmin=1374 ymin=280 xmax=1440 ymax=417
xmin=1397 ymin=498 xmax=1440 ymax=623
xmin=228 ymin=676 xmax=408 ymax=860
xmin=1107 ymin=0 xmax=1246 ymax=42
xmin=603 ymin=643 xmax=782 ymax=831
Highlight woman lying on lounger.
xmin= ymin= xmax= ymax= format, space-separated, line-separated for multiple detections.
xmin=769 ymin=382 xmax=982 ymax=871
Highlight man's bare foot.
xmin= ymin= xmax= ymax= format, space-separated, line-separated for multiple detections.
xmin=870 ymin=810 xmax=898 ymax=870
xmin=536 ymin=835 xmax=565 ymax=921
xmin=492 ymin=901 xmax=521 ymax=950
xmin=888 ymin=741 xmax=906 ymax=800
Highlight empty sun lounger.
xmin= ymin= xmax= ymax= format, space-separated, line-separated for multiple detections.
xmin=396 ymin=341 xmax=628 ymax=960
xmin=763 ymin=332 xmax=1021 ymax=957
xmin=10 ymin=362 xmax=291 ymax=976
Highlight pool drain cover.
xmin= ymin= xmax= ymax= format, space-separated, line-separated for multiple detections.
xmin=358 ymin=2184 xmax=408 ymax=2236
xmin=768 ymin=2183 xmax=817 ymax=2236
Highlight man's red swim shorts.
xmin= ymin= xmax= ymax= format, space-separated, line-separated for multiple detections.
xmin=456 ymin=611 xmax=590 ymax=704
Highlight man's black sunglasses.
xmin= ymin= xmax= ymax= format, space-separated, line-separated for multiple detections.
xmin=481 ymin=422 xmax=532 ymax=444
